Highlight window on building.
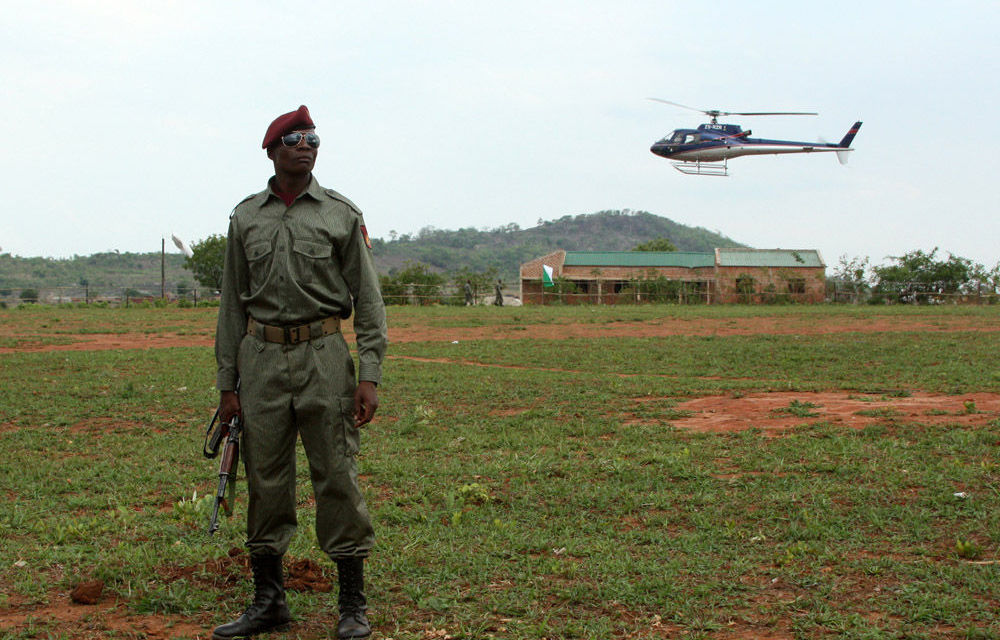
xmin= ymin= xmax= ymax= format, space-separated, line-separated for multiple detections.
xmin=787 ymin=279 xmax=806 ymax=294
xmin=735 ymin=275 xmax=755 ymax=294
xmin=735 ymin=274 xmax=756 ymax=303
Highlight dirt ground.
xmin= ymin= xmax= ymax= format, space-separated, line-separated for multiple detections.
xmin=3 ymin=313 xmax=999 ymax=638
xmin=5 ymin=315 xmax=1000 ymax=437
xmin=2 ymin=312 xmax=998 ymax=353
xmin=668 ymin=390 xmax=1000 ymax=435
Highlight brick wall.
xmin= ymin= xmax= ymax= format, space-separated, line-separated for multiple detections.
xmin=519 ymin=254 xmax=827 ymax=305
xmin=714 ymin=266 xmax=825 ymax=303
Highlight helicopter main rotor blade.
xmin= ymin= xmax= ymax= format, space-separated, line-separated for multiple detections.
xmin=727 ymin=111 xmax=818 ymax=117
xmin=646 ymin=99 xmax=818 ymax=118
xmin=646 ymin=98 xmax=706 ymax=113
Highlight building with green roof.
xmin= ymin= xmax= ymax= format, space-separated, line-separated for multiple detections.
xmin=520 ymin=248 xmax=826 ymax=304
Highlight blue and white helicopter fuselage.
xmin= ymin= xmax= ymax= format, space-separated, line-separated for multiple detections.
xmin=651 ymin=121 xmax=862 ymax=175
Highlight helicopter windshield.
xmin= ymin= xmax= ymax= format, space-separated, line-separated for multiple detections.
xmin=657 ymin=131 xmax=700 ymax=145
xmin=658 ymin=131 xmax=685 ymax=144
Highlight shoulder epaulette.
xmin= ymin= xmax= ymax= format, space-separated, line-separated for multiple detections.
xmin=324 ymin=188 xmax=362 ymax=216
xmin=230 ymin=193 xmax=259 ymax=218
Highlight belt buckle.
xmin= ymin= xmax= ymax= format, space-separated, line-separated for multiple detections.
xmin=283 ymin=326 xmax=292 ymax=344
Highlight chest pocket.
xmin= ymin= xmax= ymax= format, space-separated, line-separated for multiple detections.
xmin=246 ymin=240 xmax=274 ymax=290
xmin=292 ymin=239 xmax=332 ymax=284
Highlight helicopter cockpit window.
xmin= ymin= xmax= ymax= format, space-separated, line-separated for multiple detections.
xmin=683 ymin=134 xmax=700 ymax=144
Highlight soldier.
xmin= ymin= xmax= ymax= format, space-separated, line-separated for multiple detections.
xmin=463 ymin=279 xmax=473 ymax=306
xmin=493 ymin=279 xmax=503 ymax=306
xmin=213 ymin=105 xmax=386 ymax=640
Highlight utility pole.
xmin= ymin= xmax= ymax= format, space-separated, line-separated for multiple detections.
xmin=161 ymin=237 xmax=165 ymax=299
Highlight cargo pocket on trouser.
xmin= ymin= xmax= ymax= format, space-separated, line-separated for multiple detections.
xmin=338 ymin=396 xmax=360 ymax=456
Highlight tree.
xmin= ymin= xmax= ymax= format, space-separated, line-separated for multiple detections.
xmin=450 ymin=267 xmax=498 ymax=305
xmin=833 ymin=255 xmax=871 ymax=303
xmin=379 ymin=261 xmax=446 ymax=305
xmin=632 ymin=237 xmax=677 ymax=252
xmin=184 ymin=234 xmax=227 ymax=290
xmin=968 ymin=262 xmax=1000 ymax=295
xmin=872 ymin=248 xmax=977 ymax=303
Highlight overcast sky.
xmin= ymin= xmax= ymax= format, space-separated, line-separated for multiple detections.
xmin=2 ymin=1 xmax=998 ymax=268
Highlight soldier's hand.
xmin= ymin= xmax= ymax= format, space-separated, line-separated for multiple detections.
xmin=354 ymin=381 xmax=379 ymax=428
xmin=219 ymin=390 xmax=242 ymax=424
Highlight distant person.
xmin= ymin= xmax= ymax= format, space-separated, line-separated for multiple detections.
xmin=464 ymin=280 xmax=474 ymax=306
xmin=213 ymin=105 xmax=386 ymax=640
xmin=494 ymin=279 xmax=503 ymax=306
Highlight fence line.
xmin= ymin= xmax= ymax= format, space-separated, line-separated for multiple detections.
xmin=1 ymin=285 xmax=220 ymax=308
xmin=4 ymin=281 xmax=999 ymax=308
xmin=828 ymin=282 xmax=1000 ymax=305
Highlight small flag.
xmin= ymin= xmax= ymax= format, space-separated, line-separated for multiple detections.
xmin=171 ymin=234 xmax=193 ymax=258
xmin=360 ymin=225 xmax=372 ymax=250
xmin=542 ymin=264 xmax=554 ymax=287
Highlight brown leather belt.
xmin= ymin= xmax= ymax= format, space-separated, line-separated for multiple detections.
xmin=247 ymin=316 xmax=341 ymax=345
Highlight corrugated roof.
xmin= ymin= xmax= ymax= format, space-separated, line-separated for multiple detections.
xmin=564 ymin=251 xmax=715 ymax=268
xmin=716 ymin=249 xmax=824 ymax=268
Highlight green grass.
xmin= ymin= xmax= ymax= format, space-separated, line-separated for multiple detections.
xmin=2 ymin=304 xmax=1000 ymax=639
xmin=384 ymin=301 xmax=1000 ymax=330
xmin=392 ymin=331 xmax=1000 ymax=394
xmin=0 ymin=305 xmax=217 ymax=339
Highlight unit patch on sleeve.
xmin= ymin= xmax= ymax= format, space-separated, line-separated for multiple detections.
xmin=360 ymin=225 xmax=372 ymax=250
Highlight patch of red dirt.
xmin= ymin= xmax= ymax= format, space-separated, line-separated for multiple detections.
xmin=669 ymin=391 xmax=1000 ymax=436
xmin=285 ymin=558 xmax=333 ymax=593
xmin=0 ymin=332 xmax=215 ymax=353
xmin=1 ymin=551 xmax=336 ymax=639
xmin=156 ymin=547 xmax=333 ymax=593
xmin=387 ymin=315 xmax=1000 ymax=345
xmin=69 ymin=580 xmax=104 ymax=604
xmin=0 ymin=596 xmax=208 ymax=639
xmin=68 ymin=417 xmax=130 ymax=434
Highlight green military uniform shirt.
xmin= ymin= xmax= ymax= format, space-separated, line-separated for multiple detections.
xmin=215 ymin=176 xmax=387 ymax=391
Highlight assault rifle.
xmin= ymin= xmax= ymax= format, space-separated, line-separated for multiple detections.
xmin=203 ymin=409 xmax=242 ymax=535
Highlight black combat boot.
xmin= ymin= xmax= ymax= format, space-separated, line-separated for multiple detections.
xmin=336 ymin=557 xmax=371 ymax=639
xmin=212 ymin=554 xmax=291 ymax=640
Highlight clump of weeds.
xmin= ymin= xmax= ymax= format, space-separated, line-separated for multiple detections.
xmin=772 ymin=399 xmax=821 ymax=418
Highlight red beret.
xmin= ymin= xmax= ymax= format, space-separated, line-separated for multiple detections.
xmin=261 ymin=105 xmax=315 ymax=149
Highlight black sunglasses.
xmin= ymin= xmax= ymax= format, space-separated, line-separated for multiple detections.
xmin=281 ymin=132 xmax=321 ymax=149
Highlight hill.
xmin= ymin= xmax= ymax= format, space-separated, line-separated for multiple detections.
xmin=0 ymin=251 xmax=192 ymax=295
xmin=372 ymin=209 xmax=745 ymax=280
xmin=0 ymin=210 xmax=745 ymax=294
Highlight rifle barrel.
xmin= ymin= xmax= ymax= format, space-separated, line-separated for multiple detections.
xmin=209 ymin=500 xmax=222 ymax=534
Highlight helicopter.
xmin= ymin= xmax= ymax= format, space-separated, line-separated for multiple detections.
xmin=648 ymin=99 xmax=862 ymax=176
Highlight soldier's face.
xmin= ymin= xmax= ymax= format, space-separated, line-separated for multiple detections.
xmin=269 ymin=128 xmax=318 ymax=175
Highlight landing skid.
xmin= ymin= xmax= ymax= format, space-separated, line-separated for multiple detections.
xmin=672 ymin=159 xmax=728 ymax=176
